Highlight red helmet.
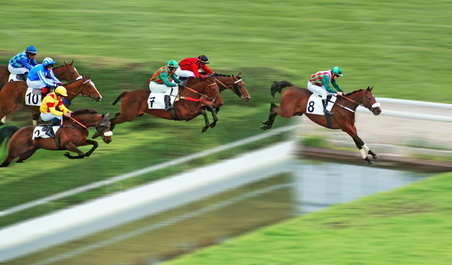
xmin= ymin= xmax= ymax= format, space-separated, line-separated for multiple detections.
xmin=197 ymin=55 xmax=209 ymax=64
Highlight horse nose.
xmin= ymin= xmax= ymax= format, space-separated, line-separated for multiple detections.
xmin=373 ymin=107 xmax=382 ymax=116
xmin=243 ymin=96 xmax=251 ymax=102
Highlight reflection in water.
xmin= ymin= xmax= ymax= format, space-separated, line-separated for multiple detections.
xmin=293 ymin=160 xmax=429 ymax=214
xmin=12 ymin=159 xmax=431 ymax=265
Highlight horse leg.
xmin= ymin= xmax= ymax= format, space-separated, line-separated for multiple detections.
xmin=62 ymin=143 xmax=90 ymax=159
xmin=206 ymin=105 xmax=218 ymax=128
xmin=261 ymin=103 xmax=278 ymax=130
xmin=200 ymin=110 xmax=211 ymax=133
xmin=80 ymin=140 xmax=99 ymax=157
xmin=32 ymin=112 xmax=40 ymax=126
xmin=16 ymin=149 xmax=38 ymax=163
xmin=342 ymin=125 xmax=378 ymax=165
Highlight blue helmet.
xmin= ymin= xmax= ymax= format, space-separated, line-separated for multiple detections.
xmin=197 ymin=55 xmax=209 ymax=64
xmin=26 ymin=45 xmax=38 ymax=54
xmin=42 ymin=57 xmax=55 ymax=66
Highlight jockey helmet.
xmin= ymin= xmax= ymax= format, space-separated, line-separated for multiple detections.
xmin=43 ymin=57 xmax=55 ymax=67
xmin=55 ymin=86 xmax=68 ymax=97
xmin=197 ymin=55 xmax=209 ymax=64
xmin=26 ymin=45 xmax=38 ymax=54
xmin=167 ymin=60 xmax=179 ymax=68
xmin=332 ymin=66 xmax=343 ymax=76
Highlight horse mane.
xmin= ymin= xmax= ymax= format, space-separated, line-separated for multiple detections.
xmin=213 ymin=73 xmax=232 ymax=77
xmin=344 ymin=89 xmax=364 ymax=97
xmin=71 ymin=108 xmax=98 ymax=116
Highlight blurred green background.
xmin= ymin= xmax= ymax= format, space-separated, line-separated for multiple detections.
xmin=0 ymin=0 xmax=451 ymax=263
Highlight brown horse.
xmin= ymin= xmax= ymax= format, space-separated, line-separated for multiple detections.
xmin=0 ymin=60 xmax=80 ymax=89
xmin=261 ymin=81 xmax=382 ymax=165
xmin=93 ymin=75 xmax=223 ymax=137
xmin=0 ymin=108 xmax=112 ymax=167
xmin=0 ymin=75 xmax=102 ymax=126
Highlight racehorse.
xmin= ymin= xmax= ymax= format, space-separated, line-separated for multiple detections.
xmin=0 ymin=60 xmax=80 ymax=89
xmin=0 ymin=108 xmax=112 ymax=167
xmin=0 ymin=75 xmax=102 ymax=126
xmin=261 ymin=81 xmax=382 ymax=165
xmin=93 ymin=75 xmax=223 ymax=137
xmin=212 ymin=73 xmax=251 ymax=102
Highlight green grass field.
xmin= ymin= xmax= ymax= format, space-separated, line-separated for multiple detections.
xmin=1 ymin=0 xmax=451 ymax=263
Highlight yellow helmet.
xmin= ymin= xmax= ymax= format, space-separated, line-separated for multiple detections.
xmin=55 ymin=86 xmax=68 ymax=96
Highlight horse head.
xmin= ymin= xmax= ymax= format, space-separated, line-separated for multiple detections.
xmin=214 ymin=72 xmax=251 ymax=102
xmin=362 ymin=86 xmax=382 ymax=116
xmin=53 ymin=60 xmax=80 ymax=81
xmin=67 ymin=109 xmax=112 ymax=144
xmin=65 ymin=75 xmax=102 ymax=102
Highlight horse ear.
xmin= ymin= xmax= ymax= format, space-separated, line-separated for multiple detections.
xmin=70 ymin=59 xmax=74 ymax=65
xmin=238 ymin=72 xmax=242 ymax=78
xmin=64 ymin=60 xmax=68 ymax=66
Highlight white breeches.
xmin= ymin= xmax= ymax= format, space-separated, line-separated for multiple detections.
xmin=40 ymin=112 xmax=62 ymax=122
xmin=27 ymin=79 xmax=52 ymax=89
xmin=8 ymin=64 xmax=28 ymax=75
xmin=307 ymin=82 xmax=330 ymax=99
xmin=175 ymin=68 xmax=196 ymax=78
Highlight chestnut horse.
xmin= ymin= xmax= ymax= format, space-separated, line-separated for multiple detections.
xmin=261 ymin=81 xmax=382 ymax=164
xmin=0 ymin=108 xmax=112 ymax=167
xmin=0 ymin=75 xmax=102 ymax=126
xmin=212 ymin=73 xmax=251 ymax=102
xmin=0 ymin=60 xmax=80 ymax=90
xmin=93 ymin=76 xmax=223 ymax=138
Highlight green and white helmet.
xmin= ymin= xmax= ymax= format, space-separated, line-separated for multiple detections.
xmin=332 ymin=66 xmax=343 ymax=76
xmin=167 ymin=60 xmax=179 ymax=68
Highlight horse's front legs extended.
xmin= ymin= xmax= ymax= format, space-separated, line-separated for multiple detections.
xmin=205 ymin=105 xmax=218 ymax=128
xmin=63 ymin=141 xmax=98 ymax=159
xmin=199 ymin=110 xmax=211 ymax=133
xmin=343 ymin=126 xmax=378 ymax=165
xmin=261 ymin=103 xmax=278 ymax=130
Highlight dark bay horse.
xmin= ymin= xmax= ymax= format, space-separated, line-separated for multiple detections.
xmin=0 ymin=108 xmax=112 ymax=167
xmin=93 ymin=76 xmax=223 ymax=137
xmin=0 ymin=75 xmax=102 ymax=126
xmin=261 ymin=81 xmax=382 ymax=164
xmin=0 ymin=60 xmax=80 ymax=89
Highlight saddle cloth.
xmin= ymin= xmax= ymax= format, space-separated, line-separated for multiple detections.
xmin=32 ymin=126 xmax=60 ymax=140
xmin=25 ymin=87 xmax=43 ymax=106
xmin=306 ymin=94 xmax=337 ymax=115
xmin=147 ymin=86 xmax=179 ymax=109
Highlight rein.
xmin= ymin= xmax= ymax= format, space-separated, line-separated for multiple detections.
xmin=182 ymin=82 xmax=217 ymax=102
xmin=67 ymin=116 xmax=87 ymax=129
xmin=214 ymin=77 xmax=242 ymax=95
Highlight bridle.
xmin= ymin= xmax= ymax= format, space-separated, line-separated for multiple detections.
xmin=336 ymin=91 xmax=380 ymax=112
xmin=214 ymin=76 xmax=243 ymax=97
xmin=181 ymin=81 xmax=218 ymax=103
xmin=65 ymin=76 xmax=94 ymax=97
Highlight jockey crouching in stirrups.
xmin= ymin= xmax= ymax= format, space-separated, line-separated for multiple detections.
xmin=307 ymin=66 xmax=345 ymax=115
xmin=149 ymin=60 xmax=184 ymax=110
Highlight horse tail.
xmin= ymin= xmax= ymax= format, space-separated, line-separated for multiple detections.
xmin=0 ymin=126 xmax=19 ymax=147
xmin=271 ymin=81 xmax=294 ymax=98
xmin=112 ymin=91 xmax=128 ymax=105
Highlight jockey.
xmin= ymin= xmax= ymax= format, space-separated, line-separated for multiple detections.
xmin=39 ymin=86 xmax=72 ymax=138
xmin=8 ymin=45 xmax=38 ymax=80
xmin=176 ymin=55 xmax=215 ymax=78
xmin=27 ymin=57 xmax=64 ymax=95
xmin=307 ymin=66 xmax=345 ymax=115
xmin=149 ymin=60 xmax=184 ymax=110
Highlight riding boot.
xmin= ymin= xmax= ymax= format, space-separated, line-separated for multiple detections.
xmin=44 ymin=119 xmax=60 ymax=138
xmin=322 ymin=98 xmax=334 ymax=115
xmin=164 ymin=95 xmax=173 ymax=110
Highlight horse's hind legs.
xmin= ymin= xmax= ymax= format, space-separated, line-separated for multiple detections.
xmin=261 ymin=103 xmax=278 ymax=130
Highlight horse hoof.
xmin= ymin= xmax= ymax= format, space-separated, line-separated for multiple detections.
xmin=201 ymin=127 xmax=208 ymax=133
xmin=373 ymin=154 xmax=379 ymax=159
xmin=260 ymin=125 xmax=270 ymax=130
xmin=64 ymin=152 xmax=70 ymax=157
